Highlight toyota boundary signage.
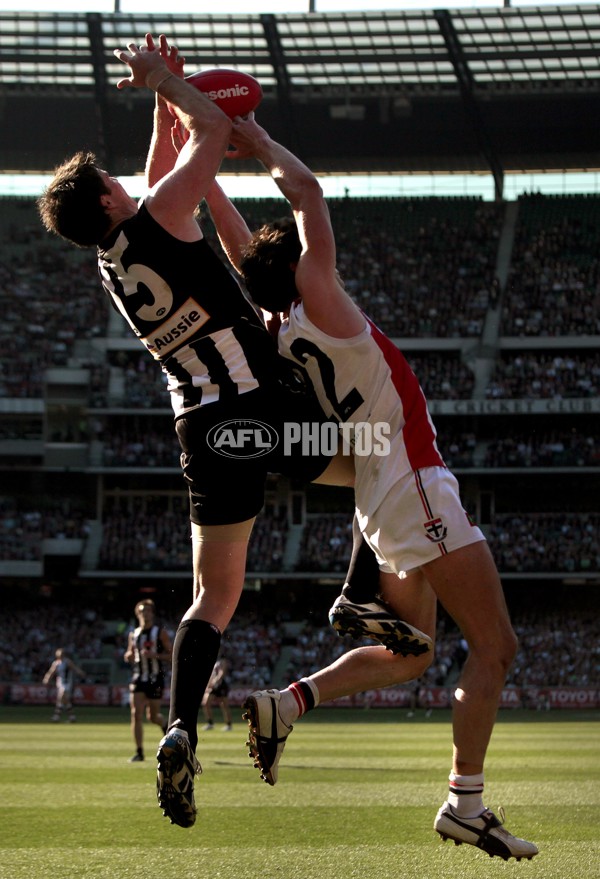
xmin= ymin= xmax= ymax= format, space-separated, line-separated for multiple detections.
xmin=5 ymin=683 xmax=599 ymax=709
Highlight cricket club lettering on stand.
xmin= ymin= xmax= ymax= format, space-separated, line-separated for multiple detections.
xmin=142 ymin=298 xmax=210 ymax=359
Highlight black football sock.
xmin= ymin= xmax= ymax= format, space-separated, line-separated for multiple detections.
xmin=167 ymin=618 xmax=221 ymax=753
xmin=341 ymin=514 xmax=382 ymax=603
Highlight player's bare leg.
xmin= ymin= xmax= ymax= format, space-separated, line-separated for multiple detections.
xmin=244 ymin=570 xmax=436 ymax=784
xmin=158 ymin=520 xmax=252 ymax=827
xmin=423 ymin=541 xmax=538 ymax=860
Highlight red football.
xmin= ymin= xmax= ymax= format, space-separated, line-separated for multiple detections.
xmin=184 ymin=68 xmax=263 ymax=118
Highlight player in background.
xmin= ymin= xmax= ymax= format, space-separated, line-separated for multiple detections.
xmin=201 ymin=656 xmax=233 ymax=731
xmin=42 ymin=648 xmax=85 ymax=723
xmin=124 ymin=600 xmax=172 ymax=762
xmin=207 ymin=113 xmax=538 ymax=862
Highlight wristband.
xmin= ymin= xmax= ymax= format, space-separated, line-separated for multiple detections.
xmin=145 ymin=69 xmax=173 ymax=91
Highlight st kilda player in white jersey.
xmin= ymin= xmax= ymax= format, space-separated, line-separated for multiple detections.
xmin=43 ymin=648 xmax=85 ymax=723
xmin=279 ymin=301 xmax=484 ymax=573
xmin=213 ymin=114 xmax=538 ymax=860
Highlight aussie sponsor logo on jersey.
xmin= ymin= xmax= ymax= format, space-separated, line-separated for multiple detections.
xmin=423 ymin=517 xmax=448 ymax=543
xmin=142 ymin=298 xmax=210 ymax=359
xmin=207 ymin=420 xmax=279 ymax=459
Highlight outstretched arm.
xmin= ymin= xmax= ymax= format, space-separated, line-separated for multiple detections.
xmin=144 ymin=34 xmax=185 ymax=189
xmin=227 ymin=114 xmax=334 ymax=263
xmin=43 ymin=661 xmax=57 ymax=685
xmin=204 ymin=180 xmax=252 ymax=274
xmin=114 ymin=33 xmax=232 ymax=240
xmin=227 ymin=115 xmax=364 ymax=336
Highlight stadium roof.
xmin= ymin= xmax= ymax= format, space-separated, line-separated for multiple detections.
xmin=1 ymin=5 xmax=599 ymax=195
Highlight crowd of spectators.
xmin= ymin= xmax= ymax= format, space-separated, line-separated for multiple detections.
xmin=1 ymin=212 xmax=108 ymax=399
xmin=0 ymin=602 xmax=285 ymax=693
xmin=117 ymin=352 xmax=169 ymax=409
xmin=94 ymin=350 xmax=476 ymax=408
xmin=294 ymin=511 xmax=600 ymax=575
xmin=486 ymin=352 xmax=600 ymax=399
xmin=0 ymin=603 xmax=105 ymax=684
xmin=218 ymin=613 xmax=287 ymax=690
xmin=2 ymin=195 xmax=599 ymax=408
xmin=438 ymin=432 xmax=477 ymax=468
xmin=295 ymin=514 xmax=354 ymax=573
xmin=285 ymin=608 xmax=598 ymax=691
xmin=97 ymin=501 xmax=289 ymax=572
xmin=91 ymin=348 xmax=600 ymax=415
xmin=98 ymin=498 xmax=192 ymax=572
xmin=483 ymin=429 xmax=599 ymax=468
xmin=101 ymin=429 xmax=180 ymax=467
xmin=66 ymin=346 xmax=600 ymax=409
xmin=330 ymin=197 xmax=501 ymax=338
xmin=507 ymin=610 xmax=599 ymax=689
xmin=404 ymin=353 xmax=475 ymax=400
xmin=487 ymin=512 xmax=599 ymax=574
xmin=92 ymin=425 xmax=595 ymax=471
xmin=1 ymin=600 xmax=596 ymax=692
xmin=501 ymin=194 xmax=600 ymax=337
xmin=0 ymin=499 xmax=89 ymax=561
xmin=3 ymin=501 xmax=599 ymax=577
xmin=245 ymin=509 xmax=289 ymax=573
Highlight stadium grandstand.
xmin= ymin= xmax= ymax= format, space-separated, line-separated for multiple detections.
xmin=0 ymin=6 xmax=598 ymax=711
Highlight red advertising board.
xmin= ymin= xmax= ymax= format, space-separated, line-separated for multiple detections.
xmin=5 ymin=683 xmax=599 ymax=709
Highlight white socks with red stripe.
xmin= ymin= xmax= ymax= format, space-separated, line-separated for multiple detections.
xmin=278 ymin=678 xmax=320 ymax=726
xmin=448 ymin=771 xmax=485 ymax=818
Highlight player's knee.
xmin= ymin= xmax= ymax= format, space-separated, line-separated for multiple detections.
xmin=469 ymin=624 xmax=517 ymax=679
xmin=386 ymin=646 xmax=433 ymax=683
xmin=415 ymin=646 xmax=435 ymax=678
xmin=501 ymin=626 xmax=518 ymax=671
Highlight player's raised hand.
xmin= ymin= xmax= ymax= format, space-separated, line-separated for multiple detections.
xmin=225 ymin=113 xmax=268 ymax=159
xmin=114 ymin=33 xmax=168 ymax=89
xmin=157 ymin=33 xmax=185 ymax=78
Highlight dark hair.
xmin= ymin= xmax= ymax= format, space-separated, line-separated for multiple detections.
xmin=37 ymin=151 xmax=112 ymax=247
xmin=240 ymin=217 xmax=301 ymax=312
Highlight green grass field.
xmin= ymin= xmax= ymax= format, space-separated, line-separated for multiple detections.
xmin=1 ymin=707 xmax=598 ymax=879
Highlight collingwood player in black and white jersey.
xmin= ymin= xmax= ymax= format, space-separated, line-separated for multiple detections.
xmin=125 ymin=600 xmax=172 ymax=762
xmin=38 ymin=34 xmax=353 ymax=827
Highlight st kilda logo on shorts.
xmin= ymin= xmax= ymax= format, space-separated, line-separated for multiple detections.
xmin=207 ymin=420 xmax=279 ymax=459
xmin=423 ymin=517 xmax=448 ymax=543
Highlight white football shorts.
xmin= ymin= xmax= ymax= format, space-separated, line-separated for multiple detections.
xmin=356 ymin=465 xmax=486 ymax=576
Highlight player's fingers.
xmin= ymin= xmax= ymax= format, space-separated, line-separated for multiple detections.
xmin=114 ymin=49 xmax=134 ymax=65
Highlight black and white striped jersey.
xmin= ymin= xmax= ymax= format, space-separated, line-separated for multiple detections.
xmin=97 ymin=203 xmax=281 ymax=418
xmin=131 ymin=624 xmax=166 ymax=685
